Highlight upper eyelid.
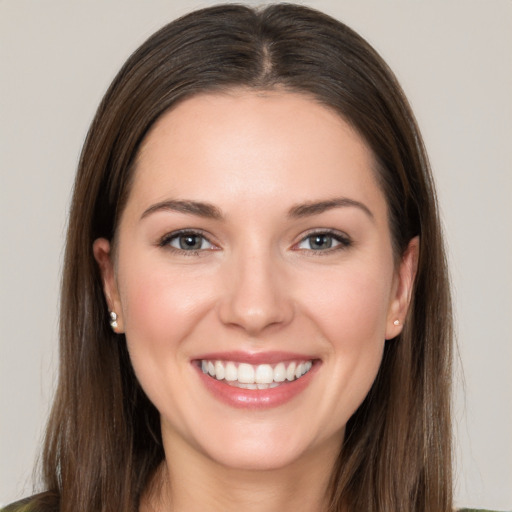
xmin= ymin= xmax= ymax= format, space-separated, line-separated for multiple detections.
xmin=293 ymin=229 xmax=352 ymax=250
xmin=161 ymin=228 xmax=211 ymax=239
xmin=296 ymin=228 xmax=351 ymax=241
xmin=158 ymin=227 xmax=351 ymax=248
xmin=159 ymin=228 xmax=216 ymax=247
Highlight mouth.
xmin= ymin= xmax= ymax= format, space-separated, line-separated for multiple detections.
xmin=193 ymin=351 xmax=319 ymax=408
xmin=199 ymin=359 xmax=314 ymax=389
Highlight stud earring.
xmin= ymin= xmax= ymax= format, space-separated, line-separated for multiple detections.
xmin=393 ymin=319 xmax=400 ymax=326
xmin=109 ymin=311 xmax=118 ymax=330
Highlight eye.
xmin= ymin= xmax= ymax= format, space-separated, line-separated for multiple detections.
xmin=296 ymin=231 xmax=351 ymax=252
xmin=160 ymin=230 xmax=214 ymax=252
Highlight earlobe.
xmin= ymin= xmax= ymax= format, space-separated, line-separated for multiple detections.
xmin=385 ymin=236 xmax=419 ymax=340
xmin=93 ymin=238 xmax=124 ymax=333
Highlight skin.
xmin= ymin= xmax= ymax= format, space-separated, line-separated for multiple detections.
xmin=94 ymin=90 xmax=418 ymax=512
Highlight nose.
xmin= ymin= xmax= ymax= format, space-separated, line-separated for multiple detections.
xmin=217 ymin=250 xmax=294 ymax=336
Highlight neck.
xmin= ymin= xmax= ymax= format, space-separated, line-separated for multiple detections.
xmin=142 ymin=433 xmax=340 ymax=512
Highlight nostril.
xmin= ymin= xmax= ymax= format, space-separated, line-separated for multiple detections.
xmin=218 ymin=294 xmax=295 ymax=334
xmin=217 ymin=258 xmax=294 ymax=333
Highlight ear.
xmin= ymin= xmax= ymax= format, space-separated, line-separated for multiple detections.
xmin=385 ymin=236 xmax=419 ymax=340
xmin=93 ymin=238 xmax=124 ymax=333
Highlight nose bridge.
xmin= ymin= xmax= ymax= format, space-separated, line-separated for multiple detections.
xmin=218 ymin=241 xmax=293 ymax=334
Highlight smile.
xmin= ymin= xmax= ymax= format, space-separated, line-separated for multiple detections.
xmin=200 ymin=360 xmax=313 ymax=389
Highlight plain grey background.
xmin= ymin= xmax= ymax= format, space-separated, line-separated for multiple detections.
xmin=1 ymin=0 xmax=511 ymax=509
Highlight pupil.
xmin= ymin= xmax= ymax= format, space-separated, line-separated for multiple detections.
xmin=180 ymin=235 xmax=201 ymax=250
xmin=311 ymin=234 xmax=332 ymax=249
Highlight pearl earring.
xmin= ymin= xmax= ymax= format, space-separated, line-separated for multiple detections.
xmin=109 ymin=311 xmax=118 ymax=330
xmin=393 ymin=319 xmax=400 ymax=326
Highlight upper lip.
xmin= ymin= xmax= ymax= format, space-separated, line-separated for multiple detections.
xmin=193 ymin=351 xmax=318 ymax=365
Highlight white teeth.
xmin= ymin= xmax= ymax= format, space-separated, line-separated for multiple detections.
xmin=214 ymin=361 xmax=225 ymax=380
xmin=225 ymin=362 xmax=237 ymax=381
xmin=200 ymin=359 xmax=314 ymax=387
xmin=286 ymin=362 xmax=296 ymax=381
xmin=237 ymin=382 xmax=258 ymax=390
xmin=273 ymin=362 xmax=286 ymax=382
xmin=255 ymin=364 xmax=273 ymax=384
xmin=238 ymin=363 xmax=255 ymax=383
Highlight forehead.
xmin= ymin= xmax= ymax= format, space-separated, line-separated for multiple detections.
xmin=129 ymin=90 xmax=385 ymax=218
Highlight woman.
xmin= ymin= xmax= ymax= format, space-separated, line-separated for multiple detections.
xmin=2 ymin=3 xmax=491 ymax=512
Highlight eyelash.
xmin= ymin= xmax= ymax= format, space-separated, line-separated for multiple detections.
xmin=159 ymin=229 xmax=215 ymax=256
xmin=294 ymin=229 xmax=352 ymax=255
xmin=158 ymin=229 xmax=352 ymax=256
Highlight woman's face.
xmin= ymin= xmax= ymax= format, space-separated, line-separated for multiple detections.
xmin=95 ymin=90 xmax=416 ymax=473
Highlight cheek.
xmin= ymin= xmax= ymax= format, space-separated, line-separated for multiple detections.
xmin=117 ymin=259 xmax=220 ymax=424
xmin=298 ymin=260 xmax=393 ymax=401
xmin=301 ymin=262 xmax=393 ymax=345
xmin=117 ymin=257 xmax=215 ymax=363
xmin=297 ymin=267 xmax=391 ymax=431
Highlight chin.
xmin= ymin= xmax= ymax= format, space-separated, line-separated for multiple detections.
xmin=185 ymin=417 xmax=344 ymax=473
xmin=203 ymin=438 xmax=315 ymax=472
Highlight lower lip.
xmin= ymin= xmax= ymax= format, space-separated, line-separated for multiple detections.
xmin=195 ymin=363 xmax=318 ymax=409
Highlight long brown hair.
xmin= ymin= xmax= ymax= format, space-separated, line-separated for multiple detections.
xmin=31 ymin=4 xmax=452 ymax=511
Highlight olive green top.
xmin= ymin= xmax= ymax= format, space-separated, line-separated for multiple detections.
xmin=1 ymin=502 xmax=505 ymax=512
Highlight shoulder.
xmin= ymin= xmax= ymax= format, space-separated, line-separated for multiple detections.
xmin=1 ymin=499 xmax=32 ymax=512
xmin=1 ymin=493 xmax=59 ymax=512
xmin=1 ymin=497 xmax=32 ymax=512
xmin=459 ymin=509 xmax=506 ymax=512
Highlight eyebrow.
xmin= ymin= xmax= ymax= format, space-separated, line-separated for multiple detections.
xmin=140 ymin=200 xmax=223 ymax=220
xmin=140 ymin=196 xmax=374 ymax=222
xmin=288 ymin=197 xmax=374 ymax=220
